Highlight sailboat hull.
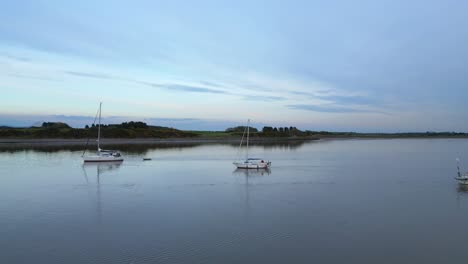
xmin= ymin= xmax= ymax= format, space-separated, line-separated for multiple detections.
xmin=233 ymin=161 xmax=271 ymax=169
xmin=455 ymin=176 xmax=468 ymax=185
xmin=83 ymin=156 xmax=124 ymax=162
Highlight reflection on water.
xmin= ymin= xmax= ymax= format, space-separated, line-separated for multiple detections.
xmin=81 ymin=162 xmax=123 ymax=224
xmin=0 ymin=143 xmax=204 ymax=154
xmin=82 ymin=161 xmax=123 ymax=182
xmin=232 ymin=168 xmax=271 ymax=177
xmin=457 ymin=184 xmax=468 ymax=194
xmin=3 ymin=139 xmax=468 ymax=263
xmin=0 ymin=140 xmax=312 ymax=154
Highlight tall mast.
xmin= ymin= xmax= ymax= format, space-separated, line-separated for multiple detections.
xmin=97 ymin=102 xmax=102 ymax=151
xmin=246 ymin=119 xmax=250 ymax=160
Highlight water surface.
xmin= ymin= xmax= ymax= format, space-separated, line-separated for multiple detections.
xmin=1 ymin=139 xmax=468 ymax=263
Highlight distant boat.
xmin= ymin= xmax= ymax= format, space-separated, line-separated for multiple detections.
xmin=82 ymin=102 xmax=124 ymax=162
xmin=233 ymin=119 xmax=271 ymax=169
xmin=455 ymin=158 xmax=468 ymax=184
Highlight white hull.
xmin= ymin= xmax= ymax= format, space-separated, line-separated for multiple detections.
xmin=233 ymin=160 xmax=271 ymax=169
xmin=456 ymin=177 xmax=468 ymax=185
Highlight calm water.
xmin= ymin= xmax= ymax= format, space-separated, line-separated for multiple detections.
xmin=1 ymin=139 xmax=468 ymax=264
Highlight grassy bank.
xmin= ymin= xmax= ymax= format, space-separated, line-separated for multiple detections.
xmin=2 ymin=122 xmax=468 ymax=141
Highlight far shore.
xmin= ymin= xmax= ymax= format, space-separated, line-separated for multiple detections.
xmin=0 ymin=136 xmax=319 ymax=147
xmin=1 ymin=134 xmax=468 ymax=147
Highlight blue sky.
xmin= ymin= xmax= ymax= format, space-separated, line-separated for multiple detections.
xmin=1 ymin=0 xmax=467 ymax=131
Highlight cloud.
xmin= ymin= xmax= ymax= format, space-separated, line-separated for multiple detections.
xmin=7 ymin=73 xmax=59 ymax=82
xmin=0 ymin=53 xmax=31 ymax=62
xmin=199 ymin=81 xmax=223 ymax=88
xmin=315 ymin=95 xmax=377 ymax=106
xmin=64 ymin=71 xmax=117 ymax=80
xmin=289 ymin=90 xmax=333 ymax=97
xmin=63 ymin=71 xmax=229 ymax=95
xmin=242 ymin=95 xmax=286 ymax=102
xmin=288 ymin=104 xmax=377 ymax=114
xmin=165 ymin=84 xmax=227 ymax=94
xmin=136 ymin=80 xmax=227 ymax=94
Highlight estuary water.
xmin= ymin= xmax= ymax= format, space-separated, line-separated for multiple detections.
xmin=1 ymin=139 xmax=468 ymax=264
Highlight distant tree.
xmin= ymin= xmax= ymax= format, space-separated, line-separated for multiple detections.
xmin=262 ymin=126 xmax=273 ymax=133
xmin=225 ymin=126 xmax=258 ymax=133
xmin=279 ymin=127 xmax=284 ymax=133
xmin=273 ymin=127 xmax=278 ymax=132
xmin=85 ymin=125 xmax=89 ymax=129
xmin=41 ymin=122 xmax=70 ymax=129
xmin=119 ymin=121 xmax=148 ymax=129
xmin=284 ymin=127 xmax=289 ymax=133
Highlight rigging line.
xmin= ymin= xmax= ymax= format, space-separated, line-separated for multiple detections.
xmin=81 ymin=106 xmax=101 ymax=157
xmin=236 ymin=122 xmax=248 ymax=160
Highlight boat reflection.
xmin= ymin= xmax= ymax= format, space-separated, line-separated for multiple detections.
xmin=232 ymin=168 xmax=271 ymax=177
xmin=457 ymin=184 xmax=468 ymax=194
xmin=82 ymin=161 xmax=123 ymax=175
xmin=232 ymin=168 xmax=271 ymax=221
xmin=81 ymin=161 xmax=123 ymax=224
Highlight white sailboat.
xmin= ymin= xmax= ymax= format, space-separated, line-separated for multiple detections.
xmin=233 ymin=119 xmax=271 ymax=169
xmin=455 ymin=158 xmax=468 ymax=184
xmin=82 ymin=102 xmax=124 ymax=162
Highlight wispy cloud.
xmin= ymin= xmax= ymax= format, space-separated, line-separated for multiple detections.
xmin=315 ymin=95 xmax=377 ymax=106
xmin=63 ymin=71 xmax=229 ymax=95
xmin=64 ymin=71 xmax=117 ymax=80
xmin=289 ymin=89 xmax=335 ymax=97
xmin=287 ymin=104 xmax=383 ymax=114
xmin=199 ymin=81 xmax=224 ymax=88
xmin=137 ymin=81 xmax=228 ymax=94
xmin=0 ymin=53 xmax=31 ymax=62
xmin=7 ymin=73 xmax=60 ymax=82
xmin=242 ymin=95 xmax=286 ymax=102
xmin=165 ymin=84 xmax=227 ymax=94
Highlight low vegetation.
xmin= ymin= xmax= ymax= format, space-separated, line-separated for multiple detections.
xmin=0 ymin=122 xmax=197 ymax=139
xmin=1 ymin=122 xmax=467 ymax=139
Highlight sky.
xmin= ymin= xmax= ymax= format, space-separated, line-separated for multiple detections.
xmin=1 ymin=0 xmax=468 ymax=131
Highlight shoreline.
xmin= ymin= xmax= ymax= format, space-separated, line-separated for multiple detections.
xmin=0 ymin=137 xmax=320 ymax=147
xmin=1 ymin=135 xmax=468 ymax=147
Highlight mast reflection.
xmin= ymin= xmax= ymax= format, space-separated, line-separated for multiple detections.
xmin=81 ymin=161 xmax=123 ymax=223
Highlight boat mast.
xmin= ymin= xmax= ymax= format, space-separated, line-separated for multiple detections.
xmin=97 ymin=102 xmax=102 ymax=151
xmin=246 ymin=119 xmax=250 ymax=160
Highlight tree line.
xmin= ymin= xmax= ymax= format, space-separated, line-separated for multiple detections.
xmin=0 ymin=122 xmax=196 ymax=138
xmin=226 ymin=126 xmax=308 ymax=137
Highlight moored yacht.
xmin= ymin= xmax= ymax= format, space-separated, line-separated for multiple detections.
xmin=233 ymin=119 xmax=271 ymax=169
xmin=82 ymin=102 xmax=124 ymax=162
